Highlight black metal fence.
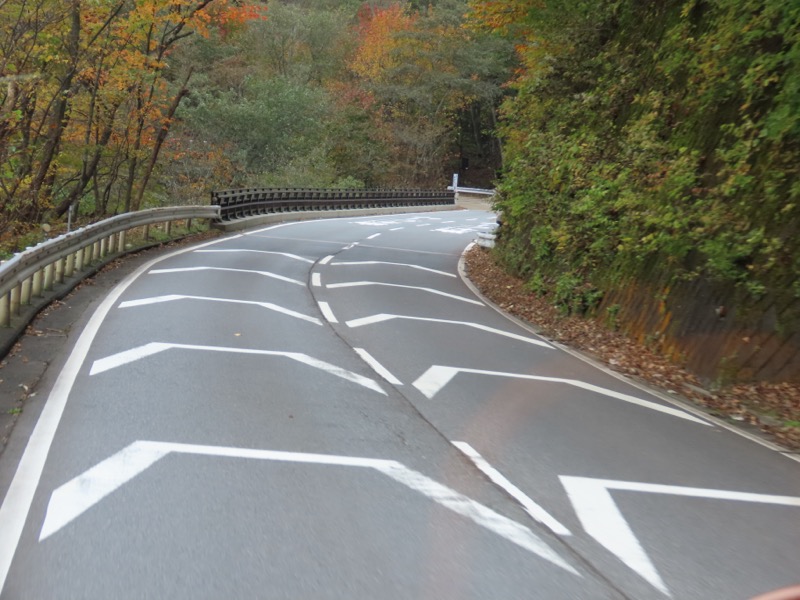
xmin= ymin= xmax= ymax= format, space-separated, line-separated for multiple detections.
xmin=211 ymin=188 xmax=455 ymax=221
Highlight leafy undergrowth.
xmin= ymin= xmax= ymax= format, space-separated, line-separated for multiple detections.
xmin=464 ymin=246 xmax=800 ymax=451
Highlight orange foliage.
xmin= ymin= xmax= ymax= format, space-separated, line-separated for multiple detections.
xmin=350 ymin=4 xmax=416 ymax=81
xmin=466 ymin=0 xmax=541 ymax=35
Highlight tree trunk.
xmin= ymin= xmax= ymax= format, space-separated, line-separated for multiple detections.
xmin=133 ymin=68 xmax=193 ymax=211
xmin=28 ymin=0 xmax=81 ymax=220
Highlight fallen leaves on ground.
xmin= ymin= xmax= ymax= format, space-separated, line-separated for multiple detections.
xmin=464 ymin=246 xmax=800 ymax=450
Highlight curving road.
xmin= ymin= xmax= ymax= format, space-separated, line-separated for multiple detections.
xmin=0 ymin=210 xmax=799 ymax=599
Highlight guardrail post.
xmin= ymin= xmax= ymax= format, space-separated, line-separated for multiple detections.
xmin=187 ymin=219 xmax=193 ymax=231
xmin=55 ymin=257 xmax=65 ymax=284
xmin=20 ymin=277 xmax=31 ymax=305
xmin=165 ymin=220 xmax=172 ymax=236
xmin=118 ymin=230 xmax=126 ymax=253
xmin=143 ymin=224 xmax=150 ymax=240
xmin=0 ymin=292 xmax=9 ymax=327
xmin=100 ymin=236 xmax=107 ymax=258
xmin=74 ymin=248 xmax=83 ymax=272
xmin=10 ymin=284 xmax=20 ymax=316
xmin=92 ymin=241 xmax=100 ymax=262
xmin=65 ymin=253 xmax=74 ymax=278
xmin=32 ymin=269 xmax=43 ymax=297
xmin=43 ymin=263 xmax=54 ymax=291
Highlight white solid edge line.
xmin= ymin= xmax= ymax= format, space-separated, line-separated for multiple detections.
xmin=457 ymin=242 xmax=799 ymax=455
xmin=318 ymin=301 xmax=338 ymax=323
xmin=782 ymin=453 xmax=800 ymax=464
xmin=353 ymin=348 xmax=402 ymax=385
xmin=452 ymin=441 xmax=571 ymax=536
xmin=0 ymin=229 xmax=247 ymax=594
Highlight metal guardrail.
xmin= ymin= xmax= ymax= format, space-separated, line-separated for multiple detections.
xmin=0 ymin=205 xmax=219 ymax=327
xmin=211 ymin=188 xmax=455 ymax=222
xmin=449 ymin=186 xmax=495 ymax=197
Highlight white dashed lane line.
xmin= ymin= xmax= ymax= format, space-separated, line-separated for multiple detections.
xmin=452 ymin=441 xmax=572 ymax=537
xmin=353 ymin=348 xmax=403 ymax=385
xmin=318 ymin=301 xmax=339 ymax=323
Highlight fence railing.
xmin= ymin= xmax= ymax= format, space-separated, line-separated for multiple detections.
xmin=0 ymin=205 xmax=219 ymax=327
xmin=451 ymin=186 xmax=495 ymax=197
xmin=211 ymin=188 xmax=455 ymax=221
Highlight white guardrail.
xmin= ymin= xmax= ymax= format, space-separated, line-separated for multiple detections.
xmin=447 ymin=185 xmax=496 ymax=197
xmin=0 ymin=205 xmax=219 ymax=327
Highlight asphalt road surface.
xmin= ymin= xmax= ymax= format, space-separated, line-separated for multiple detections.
xmin=0 ymin=210 xmax=798 ymax=599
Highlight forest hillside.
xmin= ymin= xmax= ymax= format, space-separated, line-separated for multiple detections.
xmin=2 ymin=0 xmax=798 ymax=384
xmin=0 ymin=0 xmax=511 ymax=251
xmin=473 ymin=0 xmax=800 ymax=384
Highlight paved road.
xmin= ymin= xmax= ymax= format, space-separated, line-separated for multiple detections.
xmin=0 ymin=210 xmax=798 ymax=599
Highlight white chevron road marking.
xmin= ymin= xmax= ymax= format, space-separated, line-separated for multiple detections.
xmin=39 ymin=442 xmax=580 ymax=577
xmin=326 ymin=282 xmax=483 ymax=305
xmin=193 ymin=249 xmax=313 ymax=263
xmin=412 ymin=366 xmax=710 ymax=425
xmin=346 ymin=313 xmax=552 ymax=348
xmin=119 ymin=295 xmax=322 ymax=325
xmin=90 ymin=342 xmax=384 ymax=394
xmin=149 ymin=266 xmax=304 ymax=286
xmin=331 ymin=261 xmax=455 ymax=277
xmin=560 ymin=476 xmax=800 ymax=597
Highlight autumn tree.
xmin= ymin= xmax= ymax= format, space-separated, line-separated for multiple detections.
xmin=0 ymin=0 xmax=265 ymax=238
xmin=349 ymin=0 xmax=512 ymax=186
